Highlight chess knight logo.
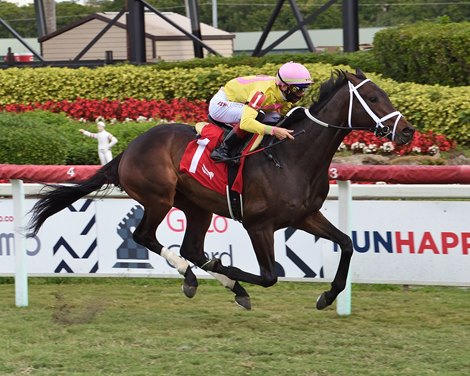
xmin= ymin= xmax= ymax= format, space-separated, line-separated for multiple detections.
xmin=113 ymin=205 xmax=153 ymax=269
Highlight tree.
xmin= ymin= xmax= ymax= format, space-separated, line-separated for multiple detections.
xmin=0 ymin=0 xmax=468 ymax=38
xmin=55 ymin=2 xmax=100 ymax=31
xmin=0 ymin=3 xmax=36 ymax=38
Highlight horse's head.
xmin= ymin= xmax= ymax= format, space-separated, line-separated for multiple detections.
xmin=344 ymin=68 xmax=415 ymax=145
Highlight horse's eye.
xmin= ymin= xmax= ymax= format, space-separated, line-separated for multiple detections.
xmin=369 ymin=96 xmax=378 ymax=103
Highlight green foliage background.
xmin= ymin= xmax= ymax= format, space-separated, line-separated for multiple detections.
xmin=0 ymin=111 xmax=68 ymax=164
xmin=0 ymin=19 xmax=468 ymax=164
xmin=0 ymin=61 xmax=468 ymax=148
xmin=374 ymin=21 xmax=470 ymax=86
xmin=0 ymin=111 xmax=159 ymax=165
xmin=1 ymin=0 xmax=469 ymax=37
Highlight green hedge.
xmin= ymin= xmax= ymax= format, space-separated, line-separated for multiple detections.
xmin=0 ymin=111 xmax=161 ymax=165
xmin=65 ymin=121 xmax=160 ymax=165
xmin=0 ymin=63 xmax=335 ymax=103
xmin=380 ymin=80 xmax=470 ymax=145
xmin=149 ymin=51 xmax=383 ymax=75
xmin=0 ymin=62 xmax=468 ymax=145
xmin=0 ymin=112 xmax=69 ymax=164
xmin=373 ymin=21 xmax=470 ymax=87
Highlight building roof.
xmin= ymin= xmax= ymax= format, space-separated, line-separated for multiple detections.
xmin=39 ymin=11 xmax=234 ymax=43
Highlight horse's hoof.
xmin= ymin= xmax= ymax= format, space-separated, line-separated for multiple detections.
xmin=182 ymin=283 xmax=197 ymax=299
xmin=316 ymin=292 xmax=329 ymax=310
xmin=235 ymin=295 xmax=252 ymax=310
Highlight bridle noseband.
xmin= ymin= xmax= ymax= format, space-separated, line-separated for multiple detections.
xmin=303 ymin=78 xmax=403 ymax=140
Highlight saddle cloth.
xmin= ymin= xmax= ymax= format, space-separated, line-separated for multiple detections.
xmin=179 ymin=123 xmax=261 ymax=196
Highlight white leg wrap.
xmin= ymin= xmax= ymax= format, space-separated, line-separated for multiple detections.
xmin=161 ymin=247 xmax=189 ymax=275
xmin=207 ymin=271 xmax=236 ymax=290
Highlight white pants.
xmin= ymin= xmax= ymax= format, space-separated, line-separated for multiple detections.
xmin=208 ymin=89 xmax=244 ymax=126
xmin=98 ymin=148 xmax=113 ymax=165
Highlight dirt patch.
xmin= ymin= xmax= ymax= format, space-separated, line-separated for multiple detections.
xmin=52 ymin=292 xmax=104 ymax=325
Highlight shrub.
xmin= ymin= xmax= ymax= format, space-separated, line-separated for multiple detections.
xmin=0 ymin=99 xmax=457 ymax=165
xmin=61 ymin=119 xmax=162 ymax=165
xmin=0 ymin=109 xmax=168 ymax=165
xmin=0 ymin=63 xmax=467 ymax=146
xmin=373 ymin=21 xmax=470 ymax=86
xmin=0 ymin=111 xmax=69 ymax=164
xmin=149 ymin=51 xmax=381 ymax=74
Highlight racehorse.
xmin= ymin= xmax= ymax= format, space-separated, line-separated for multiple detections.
xmin=28 ymin=69 xmax=414 ymax=310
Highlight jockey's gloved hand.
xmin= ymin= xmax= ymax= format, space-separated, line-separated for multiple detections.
xmin=272 ymin=127 xmax=294 ymax=140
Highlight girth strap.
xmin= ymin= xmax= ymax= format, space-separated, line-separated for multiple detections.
xmin=226 ymin=163 xmax=243 ymax=222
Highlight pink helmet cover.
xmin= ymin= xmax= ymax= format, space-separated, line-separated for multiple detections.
xmin=276 ymin=61 xmax=312 ymax=86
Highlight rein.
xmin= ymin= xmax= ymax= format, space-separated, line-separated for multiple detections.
xmin=214 ymin=129 xmax=306 ymax=163
xmin=215 ymin=76 xmax=403 ymax=164
xmin=304 ymin=78 xmax=403 ymax=139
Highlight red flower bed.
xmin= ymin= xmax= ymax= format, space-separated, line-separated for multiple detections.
xmin=341 ymin=130 xmax=455 ymax=156
xmin=1 ymin=98 xmax=455 ymax=156
xmin=0 ymin=98 xmax=209 ymax=124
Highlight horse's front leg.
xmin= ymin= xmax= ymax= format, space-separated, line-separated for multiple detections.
xmin=247 ymin=227 xmax=278 ymax=287
xmin=294 ymin=210 xmax=353 ymax=310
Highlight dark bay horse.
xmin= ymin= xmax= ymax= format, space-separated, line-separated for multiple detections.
xmin=28 ymin=69 xmax=414 ymax=310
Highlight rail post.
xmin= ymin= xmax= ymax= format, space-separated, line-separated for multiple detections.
xmin=12 ymin=179 xmax=28 ymax=307
xmin=336 ymin=179 xmax=352 ymax=316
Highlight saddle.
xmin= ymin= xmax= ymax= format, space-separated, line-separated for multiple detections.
xmin=182 ymin=110 xmax=298 ymax=222
xmin=207 ymin=111 xmax=284 ymax=165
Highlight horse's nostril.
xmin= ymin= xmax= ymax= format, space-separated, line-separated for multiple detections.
xmin=403 ymin=127 xmax=415 ymax=136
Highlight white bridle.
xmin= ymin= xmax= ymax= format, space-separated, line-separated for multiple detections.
xmin=303 ymin=78 xmax=404 ymax=140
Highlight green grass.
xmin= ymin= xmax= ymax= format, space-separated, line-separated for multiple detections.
xmin=0 ymin=278 xmax=468 ymax=376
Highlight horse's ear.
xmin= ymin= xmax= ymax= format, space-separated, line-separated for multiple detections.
xmin=355 ymin=68 xmax=367 ymax=79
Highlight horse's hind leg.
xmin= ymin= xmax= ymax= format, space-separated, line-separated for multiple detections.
xmin=132 ymin=204 xmax=195 ymax=294
xmin=176 ymin=199 xmax=251 ymax=309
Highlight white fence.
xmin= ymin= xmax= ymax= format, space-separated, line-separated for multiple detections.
xmin=1 ymin=181 xmax=469 ymax=315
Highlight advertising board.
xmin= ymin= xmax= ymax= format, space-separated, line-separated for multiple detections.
xmin=0 ymin=197 xmax=468 ymax=286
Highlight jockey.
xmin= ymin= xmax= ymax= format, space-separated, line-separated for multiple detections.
xmin=209 ymin=61 xmax=312 ymax=162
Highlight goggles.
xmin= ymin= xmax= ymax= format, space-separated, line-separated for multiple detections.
xmin=277 ymin=69 xmax=311 ymax=94
xmin=288 ymin=84 xmax=310 ymax=94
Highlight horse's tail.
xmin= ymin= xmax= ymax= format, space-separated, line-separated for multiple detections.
xmin=27 ymin=153 xmax=123 ymax=236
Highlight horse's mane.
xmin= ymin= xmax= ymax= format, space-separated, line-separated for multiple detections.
xmin=309 ymin=70 xmax=348 ymax=114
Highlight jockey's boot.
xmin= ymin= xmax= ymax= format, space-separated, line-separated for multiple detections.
xmin=210 ymin=128 xmax=245 ymax=162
